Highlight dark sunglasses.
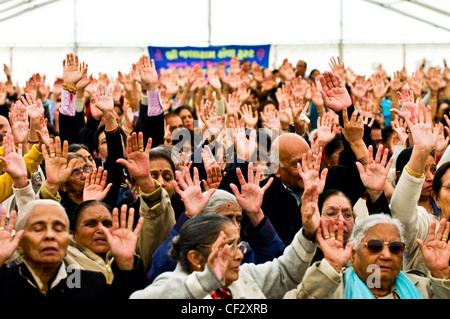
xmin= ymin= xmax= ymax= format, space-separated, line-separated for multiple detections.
xmin=365 ymin=239 xmax=405 ymax=255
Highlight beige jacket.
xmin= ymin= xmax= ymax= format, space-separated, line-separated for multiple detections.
xmin=135 ymin=180 xmax=176 ymax=274
xmin=65 ymin=242 xmax=116 ymax=284
xmin=389 ymin=167 xmax=439 ymax=274
xmin=284 ymin=259 xmax=450 ymax=299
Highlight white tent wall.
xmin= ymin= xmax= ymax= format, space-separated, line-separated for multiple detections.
xmin=0 ymin=0 xmax=449 ymax=84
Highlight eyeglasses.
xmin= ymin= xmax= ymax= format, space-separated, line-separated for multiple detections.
xmin=71 ymin=165 xmax=94 ymax=178
xmin=323 ymin=209 xmax=355 ymax=221
xmin=199 ymin=241 xmax=248 ymax=256
xmin=365 ymin=239 xmax=405 ymax=255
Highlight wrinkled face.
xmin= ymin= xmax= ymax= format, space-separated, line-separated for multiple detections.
xmin=351 ymin=224 xmax=403 ymax=291
xmin=178 ymin=109 xmax=194 ymax=130
xmin=150 ymin=158 xmax=175 ymax=197
xmin=321 ymin=194 xmax=355 ymax=242
xmin=221 ymin=223 xmax=244 ymax=287
xmin=96 ymin=131 xmax=108 ymax=160
xmin=216 ymin=203 xmax=243 ymax=233
xmin=75 ymin=148 xmax=96 ymax=169
xmin=275 ymin=137 xmax=310 ymax=194
xmin=73 ymin=204 xmax=112 ymax=255
xmin=421 ymin=155 xmax=436 ymax=200
xmin=19 ymin=204 xmax=70 ymax=269
xmin=65 ymin=157 xmax=89 ymax=193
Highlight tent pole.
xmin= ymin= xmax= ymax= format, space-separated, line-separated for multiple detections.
xmin=339 ymin=0 xmax=344 ymax=62
xmin=208 ymin=0 xmax=211 ymax=46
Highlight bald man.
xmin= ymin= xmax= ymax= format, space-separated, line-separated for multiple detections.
xmin=220 ymin=132 xmax=311 ymax=245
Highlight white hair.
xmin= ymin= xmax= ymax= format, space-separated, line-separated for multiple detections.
xmin=15 ymin=199 xmax=69 ymax=231
xmin=350 ymin=214 xmax=406 ymax=250
xmin=203 ymin=189 xmax=240 ymax=214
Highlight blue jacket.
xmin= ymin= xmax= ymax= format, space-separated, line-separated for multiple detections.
xmin=146 ymin=213 xmax=286 ymax=284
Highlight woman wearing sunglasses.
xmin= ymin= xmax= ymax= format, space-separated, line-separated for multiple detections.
xmin=284 ymin=213 xmax=450 ymax=299
xmin=130 ymin=193 xmax=321 ymax=298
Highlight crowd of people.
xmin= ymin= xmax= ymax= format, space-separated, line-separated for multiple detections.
xmin=0 ymin=52 xmax=449 ymax=300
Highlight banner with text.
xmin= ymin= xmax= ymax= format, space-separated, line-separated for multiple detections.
xmin=148 ymin=45 xmax=271 ymax=71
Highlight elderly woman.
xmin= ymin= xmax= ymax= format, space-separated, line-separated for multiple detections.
xmin=130 ymin=210 xmax=318 ymax=299
xmin=64 ymin=200 xmax=145 ymax=284
xmin=284 ymin=214 xmax=450 ymax=299
xmin=146 ymin=162 xmax=285 ymax=283
xmin=0 ymin=200 xmax=146 ymax=299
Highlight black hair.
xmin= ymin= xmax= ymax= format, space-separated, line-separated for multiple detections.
xmin=70 ymin=200 xmax=112 ymax=231
xmin=69 ymin=143 xmax=90 ymax=153
xmin=169 ymin=213 xmax=233 ymax=272
xmin=324 ymin=134 xmax=343 ymax=158
xmin=92 ymin=124 xmax=127 ymax=153
xmin=150 ymin=145 xmax=177 ymax=174
xmin=318 ymin=188 xmax=352 ymax=213
xmin=381 ymin=124 xmax=395 ymax=143
xmin=396 ymin=147 xmax=435 ymax=184
xmin=432 ymin=161 xmax=450 ymax=199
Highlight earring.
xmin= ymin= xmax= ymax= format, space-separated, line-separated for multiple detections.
xmin=197 ymin=265 xmax=201 ymax=269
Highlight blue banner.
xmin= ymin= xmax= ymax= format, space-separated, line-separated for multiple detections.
xmin=148 ymin=45 xmax=271 ymax=71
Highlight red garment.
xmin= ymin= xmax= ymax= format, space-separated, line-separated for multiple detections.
xmin=210 ymin=288 xmax=232 ymax=299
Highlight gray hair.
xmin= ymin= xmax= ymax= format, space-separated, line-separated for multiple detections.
xmin=203 ymin=189 xmax=240 ymax=214
xmin=15 ymin=199 xmax=69 ymax=231
xmin=350 ymin=214 xmax=405 ymax=250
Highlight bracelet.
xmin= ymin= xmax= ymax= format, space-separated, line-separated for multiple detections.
xmin=105 ymin=125 xmax=119 ymax=133
xmin=27 ymin=138 xmax=39 ymax=143
xmin=62 ymin=84 xmax=78 ymax=94
xmin=405 ymin=164 xmax=424 ymax=179
xmin=429 ymin=99 xmax=437 ymax=103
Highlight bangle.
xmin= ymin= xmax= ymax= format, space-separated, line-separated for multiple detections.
xmin=429 ymin=99 xmax=437 ymax=103
xmin=405 ymin=164 xmax=424 ymax=179
xmin=62 ymin=84 xmax=78 ymax=94
xmin=27 ymin=138 xmax=39 ymax=143
xmin=105 ymin=125 xmax=119 ymax=133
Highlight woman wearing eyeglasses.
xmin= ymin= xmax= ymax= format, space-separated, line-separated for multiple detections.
xmin=37 ymin=137 xmax=112 ymax=219
xmin=130 ymin=210 xmax=319 ymax=299
xmin=284 ymin=213 xmax=450 ymax=299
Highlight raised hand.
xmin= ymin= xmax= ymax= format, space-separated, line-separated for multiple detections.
xmin=230 ymin=114 xmax=257 ymax=163
xmin=83 ymin=167 xmax=112 ymax=201
xmin=225 ymin=92 xmax=241 ymax=116
xmin=173 ymin=166 xmax=216 ymax=218
xmin=0 ymin=133 xmax=28 ymax=188
xmin=229 ymin=162 xmax=273 ymax=226
xmin=319 ymin=71 xmax=352 ymax=112
xmin=316 ymin=111 xmax=338 ymax=148
xmin=207 ymin=231 xmax=230 ymax=281
xmin=297 ymin=150 xmax=328 ymax=194
xmin=417 ymin=219 xmax=450 ymax=279
xmin=239 ymin=104 xmax=258 ymax=129
xmin=300 ymin=184 xmax=321 ymax=241
xmin=63 ymin=53 xmax=87 ymax=88
xmin=356 ymin=145 xmax=394 ymax=201
xmin=42 ymin=137 xmax=78 ymax=189
xmin=90 ymin=83 xmax=115 ymax=115
xmin=406 ymin=103 xmax=439 ymax=151
xmin=116 ymin=132 xmax=155 ymax=194
xmin=0 ymin=209 xmax=24 ymax=267
xmin=137 ymin=55 xmax=158 ymax=91
xmin=8 ymin=101 xmax=29 ymax=149
xmin=316 ymin=218 xmax=354 ymax=273
xmin=100 ymin=205 xmax=144 ymax=270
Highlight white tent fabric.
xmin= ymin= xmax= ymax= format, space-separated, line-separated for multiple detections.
xmin=0 ymin=0 xmax=449 ymax=84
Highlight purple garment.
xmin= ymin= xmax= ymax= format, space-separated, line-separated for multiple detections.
xmin=147 ymin=90 xmax=163 ymax=117
xmin=59 ymin=89 xmax=76 ymax=116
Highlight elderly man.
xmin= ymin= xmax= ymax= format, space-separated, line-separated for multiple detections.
xmin=219 ymin=71 xmax=389 ymax=246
